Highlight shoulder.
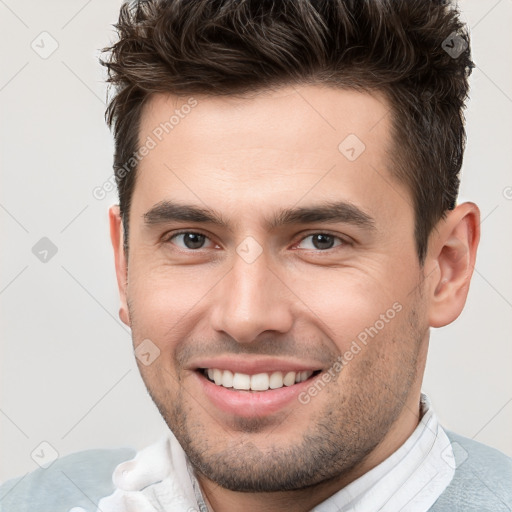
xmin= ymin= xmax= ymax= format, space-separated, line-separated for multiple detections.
xmin=0 ymin=446 xmax=136 ymax=512
xmin=430 ymin=430 xmax=512 ymax=511
xmin=446 ymin=430 xmax=512 ymax=474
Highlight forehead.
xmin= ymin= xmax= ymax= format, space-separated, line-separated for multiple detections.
xmin=139 ymin=85 xmax=390 ymax=159
xmin=132 ymin=85 xmax=411 ymax=232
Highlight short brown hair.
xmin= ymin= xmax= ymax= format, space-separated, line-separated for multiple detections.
xmin=101 ymin=0 xmax=473 ymax=265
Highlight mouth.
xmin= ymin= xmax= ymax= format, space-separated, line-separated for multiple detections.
xmin=198 ymin=368 xmax=322 ymax=392
xmin=191 ymin=358 xmax=326 ymax=417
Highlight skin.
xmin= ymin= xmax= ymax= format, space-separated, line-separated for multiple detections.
xmin=109 ymin=85 xmax=480 ymax=512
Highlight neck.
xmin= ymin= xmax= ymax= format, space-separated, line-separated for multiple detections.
xmin=196 ymin=394 xmax=423 ymax=512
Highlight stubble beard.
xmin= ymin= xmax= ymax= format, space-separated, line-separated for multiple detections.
xmin=136 ymin=303 xmax=424 ymax=493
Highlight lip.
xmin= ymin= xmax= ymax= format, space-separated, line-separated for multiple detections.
xmin=194 ymin=368 xmax=320 ymax=418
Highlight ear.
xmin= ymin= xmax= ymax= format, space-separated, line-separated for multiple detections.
xmin=109 ymin=205 xmax=130 ymax=326
xmin=425 ymin=202 xmax=480 ymax=328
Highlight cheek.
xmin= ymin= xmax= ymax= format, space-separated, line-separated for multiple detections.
xmin=297 ymin=266 xmax=405 ymax=350
xmin=127 ymin=259 xmax=221 ymax=344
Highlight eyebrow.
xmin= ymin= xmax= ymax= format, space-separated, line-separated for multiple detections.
xmin=143 ymin=200 xmax=376 ymax=232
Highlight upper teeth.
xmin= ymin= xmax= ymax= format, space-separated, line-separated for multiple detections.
xmin=205 ymin=369 xmax=314 ymax=391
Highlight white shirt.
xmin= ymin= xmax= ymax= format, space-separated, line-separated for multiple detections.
xmin=313 ymin=394 xmax=455 ymax=511
xmin=87 ymin=393 xmax=455 ymax=512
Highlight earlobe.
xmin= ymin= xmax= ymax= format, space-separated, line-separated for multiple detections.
xmin=427 ymin=202 xmax=480 ymax=328
xmin=109 ymin=205 xmax=131 ymax=327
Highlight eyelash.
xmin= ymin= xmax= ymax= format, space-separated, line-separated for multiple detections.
xmin=162 ymin=230 xmax=350 ymax=253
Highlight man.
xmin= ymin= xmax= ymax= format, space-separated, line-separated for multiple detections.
xmin=2 ymin=0 xmax=511 ymax=510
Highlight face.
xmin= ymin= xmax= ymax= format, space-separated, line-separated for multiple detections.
xmin=115 ymin=86 xmax=431 ymax=492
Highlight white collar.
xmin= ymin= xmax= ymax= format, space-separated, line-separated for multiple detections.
xmin=92 ymin=393 xmax=454 ymax=512
xmin=314 ymin=394 xmax=455 ymax=512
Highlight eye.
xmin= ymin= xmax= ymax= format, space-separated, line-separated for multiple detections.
xmin=164 ymin=231 xmax=217 ymax=251
xmin=295 ymin=233 xmax=346 ymax=251
xmin=163 ymin=230 xmax=348 ymax=253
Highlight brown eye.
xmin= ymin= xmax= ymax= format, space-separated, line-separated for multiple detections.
xmin=166 ymin=231 xmax=214 ymax=250
xmin=296 ymin=233 xmax=344 ymax=251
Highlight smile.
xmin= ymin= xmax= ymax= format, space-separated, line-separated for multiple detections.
xmin=201 ymin=368 xmax=321 ymax=391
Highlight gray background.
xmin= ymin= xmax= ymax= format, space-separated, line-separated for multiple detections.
xmin=1 ymin=0 xmax=511 ymax=483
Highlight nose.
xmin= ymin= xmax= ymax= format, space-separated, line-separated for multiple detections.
xmin=209 ymin=245 xmax=294 ymax=344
